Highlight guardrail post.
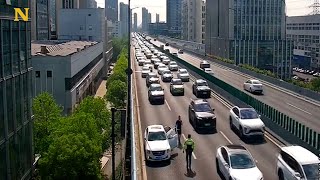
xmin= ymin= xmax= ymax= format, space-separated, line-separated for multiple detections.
xmin=289 ymin=118 xmax=293 ymax=133
xmin=312 ymin=131 xmax=317 ymax=148
xmin=317 ymin=134 xmax=320 ymax=150
xmin=301 ymin=125 xmax=305 ymax=141
xmin=305 ymin=127 xmax=309 ymax=143
xmin=308 ymin=128 xmax=313 ymax=145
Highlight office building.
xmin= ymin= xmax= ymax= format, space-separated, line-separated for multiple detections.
xmin=148 ymin=13 xmax=152 ymax=24
xmin=80 ymin=0 xmax=98 ymax=8
xmin=32 ymin=41 xmax=105 ymax=114
xmin=142 ymin=7 xmax=149 ymax=32
xmin=133 ymin=13 xmax=138 ymax=31
xmin=205 ymin=0 xmax=292 ymax=79
xmin=201 ymin=1 xmax=205 ymax=44
xmin=58 ymin=8 xmax=105 ymax=41
xmin=156 ymin=13 xmax=160 ymax=23
xmin=149 ymin=22 xmax=168 ymax=36
xmin=287 ymin=15 xmax=320 ymax=71
xmin=49 ymin=0 xmax=57 ymax=39
xmin=167 ymin=0 xmax=182 ymax=37
xmin=105 ymin=0 xmax=118 ymax=22
xmin=0 ymin=1 xmax=34 ymax=180
xmin=31 ymin=0 xmax=50 ymax=40
xmin=119 ymin=2 xmax=129 ymax=37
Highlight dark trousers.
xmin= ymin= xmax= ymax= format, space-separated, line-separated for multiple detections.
xmin=186 ymin=151 xmax=192 ymax=169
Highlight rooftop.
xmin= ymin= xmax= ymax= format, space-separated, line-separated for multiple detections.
xmin=281 ymin=145 xmax=320 ymax=164
xmin=31 ymin=40 xmax=99 ymax=57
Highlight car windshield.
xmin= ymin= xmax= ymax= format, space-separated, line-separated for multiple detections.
xmin=142 ymin=67 xmax=149 ymax=70
xmin=159 ymin=65 xmax=166 ymax=69
xmin=150 ymin=86 xmax=162 ymax=91
xmin=163 ymin=70 xmax=171 ymax=74
xmin=201 ymin=61 xmax=208 ymax=64
xmin=149 ymin=74 xmax=157 ymax=78
xmin=170 ymin=62 xmax=177 ymax=65
xmin=180 ymin=69 xmax=187 ymax=73
xmin=240 ymin=109 xmax=259 ymax=119
xmin=230 ymin=153 xmax=255 ymax=169
xmin=205 ymin=69 xmax=212 ymax=72
xmin=148 ymin=131 xmax=167 ymax=141
xmin=197 ymin=81 xmax=208 ymax=86
xmin=173 ymin=80 xmax=183 ymax=85
xmin=302 ymin=163 xmax=320 ymax=179
xmin=194 ymin=103 xmax=211 ymax=112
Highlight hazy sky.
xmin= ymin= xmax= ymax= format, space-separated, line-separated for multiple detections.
xmin=96 ymin=0 xmax=314 ymax=26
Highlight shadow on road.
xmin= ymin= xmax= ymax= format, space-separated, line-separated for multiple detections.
xmin=146 ymin=160 xmax=171 ymax=168
xmin=184 ymin=169 xmax=197 ymax=178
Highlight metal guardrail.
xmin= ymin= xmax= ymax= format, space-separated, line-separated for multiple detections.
xmin=130 ymin=78 xmax=137 ymax=180
xmin=150 ymin=40 xmax=320 ymax=155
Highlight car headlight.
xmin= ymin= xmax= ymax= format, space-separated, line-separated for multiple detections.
xmin=243 ymin=127 xmax=249 ymax=133
xmin=196 ymin=116 xmax=202 ymax=120
xmin=146 ymin=150 xmax=151 ymax=154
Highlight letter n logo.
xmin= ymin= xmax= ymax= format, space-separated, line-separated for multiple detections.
xmin=14 ymin=8 xmax=29 ymax=22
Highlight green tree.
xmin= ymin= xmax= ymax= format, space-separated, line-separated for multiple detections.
xmin=32 ymin=92 xmax=62 ymax=154
xmin=106 ymin=80 xmax=127 ymax=108
xmin=310 ymin=78 xmax=320 ymax=92
xmin=39 ymin=133 xmax=102 ymax=180
xmin=74 ymin=96 xmax=111 ymax=132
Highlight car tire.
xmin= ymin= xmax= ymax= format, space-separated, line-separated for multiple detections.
xmin=239 ymin=126 xmax=244 ymax=139
xmin=229 ymin=116 xmax=233 ymax=129
xmin=192 ymin=87 xmax=195 ymax=95
xmin=215 ymin=158 xmax=220 ymax=172
xmin=181 ymin=92 xmax=184 ymax=96
xmin=250 ymin=87 xmax=252 ymax=93
xmin=278 ymin=169 xmax=284 ymax=180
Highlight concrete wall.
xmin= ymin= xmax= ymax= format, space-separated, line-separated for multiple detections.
xmin=58 ymin=8 xmax=105 ymax=41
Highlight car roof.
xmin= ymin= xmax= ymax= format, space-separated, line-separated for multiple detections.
xmin=204 ymin=68 xmax=212 ymax=71
xmin=179 ymin=68 xmax=187 ymax=71
xmin=249 ymin=79 xmax=261 ymax=82
xmin=224 ymin=145 xmax=252 ymax=156
xmin=193 ymin=99 xmax=209 ymax=104
xmin=201 ymin=60 xmax=209 ymax=63
xmin=148 ymin=72 xmax=157 ymax=75
xmin=196 ymin=79 xmax=207 ymax=83
xmin=234 ymin=104 xmax=253 ymax=109
xmin=150 ymin=83 xmax=161 ymax=88
xmin=147 ymin=125 xmax=165 ymax=132
xmin=172 ymin=78 xmax=181 ymax=81
xmin=281 ymin=145 xmax=320 ymax=164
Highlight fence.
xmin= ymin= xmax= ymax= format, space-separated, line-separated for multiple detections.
xmin=155 ymin=36 xmax=320 ymax=102
xmin=152 ymin=41 xmax=320 ymax=155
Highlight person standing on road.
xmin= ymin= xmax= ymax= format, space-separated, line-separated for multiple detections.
xmin=183 ymin=134 xmax=195 ymax=171
xmin=175 ymin=115 xmax=183 ymax=144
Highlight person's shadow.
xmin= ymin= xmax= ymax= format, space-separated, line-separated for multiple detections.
xmin=184 ymin=169 xmax=196 ymax=178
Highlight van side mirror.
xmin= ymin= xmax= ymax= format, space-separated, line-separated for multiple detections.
xmin=258 ymin=115 xmax=261 ymax=118
xmin=294 ymin=172 xmax=301 ymax=178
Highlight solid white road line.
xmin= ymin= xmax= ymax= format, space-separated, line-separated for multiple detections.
xmin=165 ymin=100 xmax=171 ymax=111
xmin=264 ymin=133 xmax=282 ymax=149
xmin=287 ymin=103 xmax=312 ymax=115
xmin=219 ymin=131 xmax=233 ymax=144
xmin=182 ymin=134 xmax=197 ymax=160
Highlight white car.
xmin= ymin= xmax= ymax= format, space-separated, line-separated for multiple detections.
xmin=144 ymin=125 xmax=178 ymax=162
xmin=204 ymin=68 xmax=214 ymax=75
xmin=141 ymin=66 xmax=151 ymax=78
xmin=216 ymin=145 xmax=264 ymax=180
xmin=243 ymin=79 xmax=263 ymax=94
xmin=162 ymin=57 xmax=170 ymax=65
xmin=169 ymin=61 xmax=179 ymax=71
xmin=177 ymin=68 xmax=190 ymax=82
xmin=277 ymin=145 xmax=320 ymax=180
xmin=138 ymin=59 xmax=146 ymax=66
xmin=158 ymin=64 xmax=169 ymax=75
xmin=229 ymin=106 xmax=265 ymax=139
xmin=159 ymin=55 xmax=168 ymax=60
xmin=161 ymin=69 xmax=173 ymax=82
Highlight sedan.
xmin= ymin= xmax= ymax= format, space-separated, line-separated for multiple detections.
xmin=216 ymin=145 xmax=264 ymax=180
xmin=161 ymin=69 xmax=173 ymax=82
xmin=204 ymin=68 xmax=214 ymax=75
xmin=243 ymin=79 xmax=263 ymax=94
xmin=177 ymin=68 xmax=190 ymax=82
xmin=169 ymin=61 xmax=179 ymax=71
xmin=141 ymin=66 xmax=151 ymax=78
xmin=158 ymin=64 xmax=169 ymax=75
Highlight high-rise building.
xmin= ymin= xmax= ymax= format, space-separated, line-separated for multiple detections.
xmin=166 ymin=0 xmax=182 ymax=37
xmin=105 ymin=0 xmax=118 ymax=22
xmin=148 ymin=13 xmax=152 ymax=24
xmin=287 ymin=15 xmax=320 ymax=71
xmin=201 ymin=1 xmax=205 ymax=44
xmin=49 ymin=0 xmax=57 ymax=39
xmin=156 ymin=13 xmax=160 ymax=23
xmin=119 ymin=2 xmax=129 ymax=37
xmin=142 ymin=7 xmax=149 ymax=32
xmin=0 ymin=1 xmax=34 ymax=180
xmin=80 ymin=0 xmax=97 ymax=8
xmin=205 ymin=0 xmax=292 ymax=79
xmin=31 ymin=0 xmax=50 ymax=40
xmin=133 ymin=13 xmax=138 ymax=32
xmin=56 ymin=0 xmax=80 ymax=39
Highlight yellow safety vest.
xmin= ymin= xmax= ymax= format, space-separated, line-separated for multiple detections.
xmin=184 ymin=138 xmax=195 ymax=151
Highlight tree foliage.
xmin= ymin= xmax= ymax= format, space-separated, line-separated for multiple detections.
xmin=112 ymin=37 xmax=128 ymax=61
xmin=32 ymin=92 xmax=62 ymax=154
xmin=106 ymin=80 xmax=127 ymax=108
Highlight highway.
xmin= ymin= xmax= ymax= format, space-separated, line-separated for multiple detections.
xmin=133 ymin=48 xmax=281 ymax=180
xmin=151 ymin=39 xmax=320 ymax=133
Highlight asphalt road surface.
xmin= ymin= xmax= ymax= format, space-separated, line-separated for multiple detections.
xmin=151 ymin=39 xmax=320 ymax=133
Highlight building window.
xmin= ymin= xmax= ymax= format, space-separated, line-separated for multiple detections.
xmin=88 ymin=14 xmax=91 ymax=16
xmin=6 ymin=79 xmax=14 ymax=134
xmin=80 ymin=26 xmax=84 ymax=30
xmin=47 ymin=71 xmax=52 ymax=78
xmin=35 ymin=71 xmax=40 ymax=78
xmin=88 ymin=25 xmax=93 ymax=30
xmin=0 ymin=82 xmax=4 ymax=140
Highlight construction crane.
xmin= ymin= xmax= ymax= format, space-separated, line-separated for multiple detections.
xmin=309 ymin=0 xmax=320 ymax=14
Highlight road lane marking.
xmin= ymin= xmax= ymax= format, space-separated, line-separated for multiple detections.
xmin=264 ymin=132 xmax=282 ymax=149
xmin=220 ymin=131 xmax=233 ymax=144
xmin=182 ymin=134 xmax=197 ymax=160
xmin=287 ymin=103 xmax=312 ymax=115
xmin=165 ymin=100 xmax=171 ymax=111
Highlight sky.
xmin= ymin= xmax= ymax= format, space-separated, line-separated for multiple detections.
xmin=96 ymin=0 xmax=314 ymax=26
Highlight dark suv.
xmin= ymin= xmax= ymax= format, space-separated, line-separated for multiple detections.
xmin=188 ymin=99 xmax=216 ymax=131
xmin=192 ymin=79 xmax=211 ymax=98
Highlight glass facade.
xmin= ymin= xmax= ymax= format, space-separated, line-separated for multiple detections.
xmin=36 ymin=0 xmax=49 ymax=40
xmin=206 ymin=0 xmax=292 ymax=79
xmin=0 ymin=1 xmax=33 ymax=179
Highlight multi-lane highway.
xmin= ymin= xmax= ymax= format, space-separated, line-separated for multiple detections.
xmin=151 ymin=39 xmax=320 ymax=133
xmin=132 ymin=47 xmax=281 ymax=179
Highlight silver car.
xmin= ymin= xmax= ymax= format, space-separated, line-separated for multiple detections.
xmin=169 ymin=61 xmax=178 ymax=71
xmin=170 ymin=78 xmax=184 ymax=95
xmin=177 ymin=69 xmax=190 ymax=82
xmin=161 ymin=70 xmax=173 ymax=82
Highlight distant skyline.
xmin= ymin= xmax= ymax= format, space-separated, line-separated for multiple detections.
xmin=97 ymin=0 xmax=315 ymax=26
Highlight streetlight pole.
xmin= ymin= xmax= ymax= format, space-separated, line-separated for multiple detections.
xmin=111 ymin=107 xmax=116 ymax=180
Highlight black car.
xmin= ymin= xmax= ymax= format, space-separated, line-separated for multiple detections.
xmin=192 ymin=79 xmax=211 ymax=98
xmin=188 ymin=99 xmax=216 ymax=131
